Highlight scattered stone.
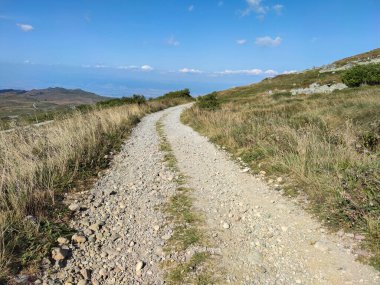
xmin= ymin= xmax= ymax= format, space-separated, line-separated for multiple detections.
xmin=223 ymin=222 xmax=230 ymax=229
xmin=80 ymin=268 xmax=91 ymax=280
xmin=72 ymin=234 xmax=87 ymax=243
xmin=136 ymin=261 xmax=145 ymax=273
xmin=52 ymin=247 xmax=68 ymax=261
xmin=57 ymin=237 xmax=69 ymax=245
xmin=68 ymin=203 xmax=80 ymax=211
xmin=241 ymin=167 xmax=250 ymax=173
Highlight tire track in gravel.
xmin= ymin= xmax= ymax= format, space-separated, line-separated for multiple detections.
xmin=162 ymin=104 xmax=380 ymax=285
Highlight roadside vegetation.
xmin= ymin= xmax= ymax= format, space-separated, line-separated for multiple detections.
xmin=0 ymin=92 xmax=192 ymax=282
xmin=182 ymin=60 xmax=380 ymax=269
xmin=156 ymin=118 xmax=215 ymax=284
xmin=0 ymin=89 xmax=194 ymax=131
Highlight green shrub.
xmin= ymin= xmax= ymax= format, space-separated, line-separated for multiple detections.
xmin=342 ymin=64 xmax=380 ymax=87
xmin=196 ymin=92 xmax=220 ymax=110
xmin=159 ymin=88 xmax=192 ymax=100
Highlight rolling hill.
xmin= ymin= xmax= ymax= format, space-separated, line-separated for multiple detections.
xmin=0 ymin=87 xmax=109 ymax=118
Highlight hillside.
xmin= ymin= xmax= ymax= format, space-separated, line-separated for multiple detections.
xmin=0 ymin=87 xmax=109 ymax=118
xmin=183 ymin=48 xmax=380 ymax=269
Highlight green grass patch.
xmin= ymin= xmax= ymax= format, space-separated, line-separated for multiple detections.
xmin=156 ymin=116 xmax=216 ymax=283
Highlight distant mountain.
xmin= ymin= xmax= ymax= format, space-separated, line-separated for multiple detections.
xmin=0 ymin=87 xmax=109 ymax=117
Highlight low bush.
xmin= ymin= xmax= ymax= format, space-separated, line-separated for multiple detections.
xmin=196 ymin=92 xmax=220 ymax=110
xmin=158 ymin=88 xmax=192 ymax=100
xmin=342 ymin=64 xmax=380 ymax=87
xmin=96 ymin=94 xmax=146 ymax=108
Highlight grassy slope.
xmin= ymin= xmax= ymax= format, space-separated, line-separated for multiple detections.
xmin=0 ymin=87 xmax=109 ymax=119
xmin=0 ymin=97 xmax=192 ymax=282
xmin=182 ymin=49 xmax=380 ymax=269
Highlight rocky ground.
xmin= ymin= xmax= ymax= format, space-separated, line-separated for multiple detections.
xmin=39 ymin=110 xmax=178 ymax=284
xmin=38 ymin=104 xmax=379 ymax=284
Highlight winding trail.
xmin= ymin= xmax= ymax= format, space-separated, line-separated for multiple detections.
xmin=162 ymin=104 xmax=379 ymax=285
xmin=42 ymin=104 xmax=379 ymax=284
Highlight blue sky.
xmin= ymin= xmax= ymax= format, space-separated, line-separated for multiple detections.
xmin=0 ymin=0 xmax=379 ymax=97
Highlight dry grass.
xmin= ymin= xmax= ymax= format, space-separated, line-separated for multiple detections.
xmin=182 ymin=85 xmax=380 ymax=269
xmin=0 ymin=99 xmax=186 ymax=281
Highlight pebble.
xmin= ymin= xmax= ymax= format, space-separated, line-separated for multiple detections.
xmin=68 ymin=203 xmax=80 ymax=211
xmin=72 ymin=234 xmax=86 ymax=243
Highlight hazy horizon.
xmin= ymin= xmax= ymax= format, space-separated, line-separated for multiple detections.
xmin=1 ymin=0 xmax=379 ymax=97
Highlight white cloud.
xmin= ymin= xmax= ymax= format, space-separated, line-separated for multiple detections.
xmin=255 ymin=36 xmax=282 ymax=47
xmin=167 ymin=36 xmax=180 ymax=46
xmin=117 ymin=65 xmax=138 ymax=70
xmin=283 ymin=70 xmax=297 ymax=74
xmin=242 ymin=0 xmax=268 ymax=16
xmin=218 ymin=69 xmax=263 ymax=75
xmin=236 ymin=39 xmax=247 ymax=45
xmin=216 ymin=68 xmax=278 ymax=76
xmin=94 ymin=64 xmax=108 ymax=68
xmin=265 ymin=69 xmax=278 ymax=76
xmin=188 ymin=5 xmax=194 ymax=12
xmin=17 ymin=23 xmax=34 ymax=32
xmin=272 ymin=4 xmax=284 ymax=15
xmin=141 ymin=65 xmax=154 ymax=71
xmin=115 ymin=65 xmax=154 ymax=71
xmin=179 ymin=68 xmax=203 ymax=74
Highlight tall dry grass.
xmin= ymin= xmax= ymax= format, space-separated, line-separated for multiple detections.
xmin=182 ymin=86 xmax=380 ymax=269
xmin=0 ymin=99 xmax=181 ymax=280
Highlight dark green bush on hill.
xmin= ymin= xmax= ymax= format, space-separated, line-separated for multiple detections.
xmin=158 ymin=88 xmax=192 ymax=100
xmin=342 ymin=64 xmax=380 ymax=87
xmin=96 ymin=94 xmax=146 ymax=108
xmin=196 ymin=92 xmax=220 ymax=110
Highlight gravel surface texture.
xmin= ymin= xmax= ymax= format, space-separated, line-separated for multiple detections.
xmin=40 ymin=104 xmax=379 ymax=285
xmin=163 ymin=104 xmax=379 ymax=285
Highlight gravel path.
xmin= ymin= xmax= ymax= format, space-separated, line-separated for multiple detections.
xmin=41 ymin=104 xmax=379 ymax=285
xmin=41 ymin=109 xmax=177 ymax=284
xmin=163 ymin=104 xmax=380 ymax=285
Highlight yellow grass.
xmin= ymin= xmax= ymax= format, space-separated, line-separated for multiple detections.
xmin=182 ymin=86 xmax=380 ymax=269
xmin=0 ymin=99 xmax=182 ymax=280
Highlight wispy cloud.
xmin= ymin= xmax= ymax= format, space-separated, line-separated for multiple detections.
xmin=218 ymin=1 xmax=224 ymax=7
xmin=167 ymin=36 xmax=180 ymax=46
xmin=188 ymin=5 xmax=194 ymax=12
xmin=17 ymin=23 xmax=34 ymax=32
xmin=272 ymin=4 xmax=284 ymax=15
xmin=236 ymin=39 xmax=247 ymax=45
xmin=141 ymin=65 xmax=154 ymax=71
xmin=283 ymin=70 xmax=297 ymax=74
xmin=255 ymin=36 xmax=282 ymax=47
xmin=241 ymin=0 xmax=268 ymax=16
xmin=179 ymin=68 xmax=203 ymax=74
xmin=216 ymin=68 xmax=277 ymax=76
xmin=264 ymin=69 xmax=278 ymax=76
xmin=241 ymin=1 xmax=284 ymax=18
xmin=118 ymin=65 xmax=154 ymax=71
